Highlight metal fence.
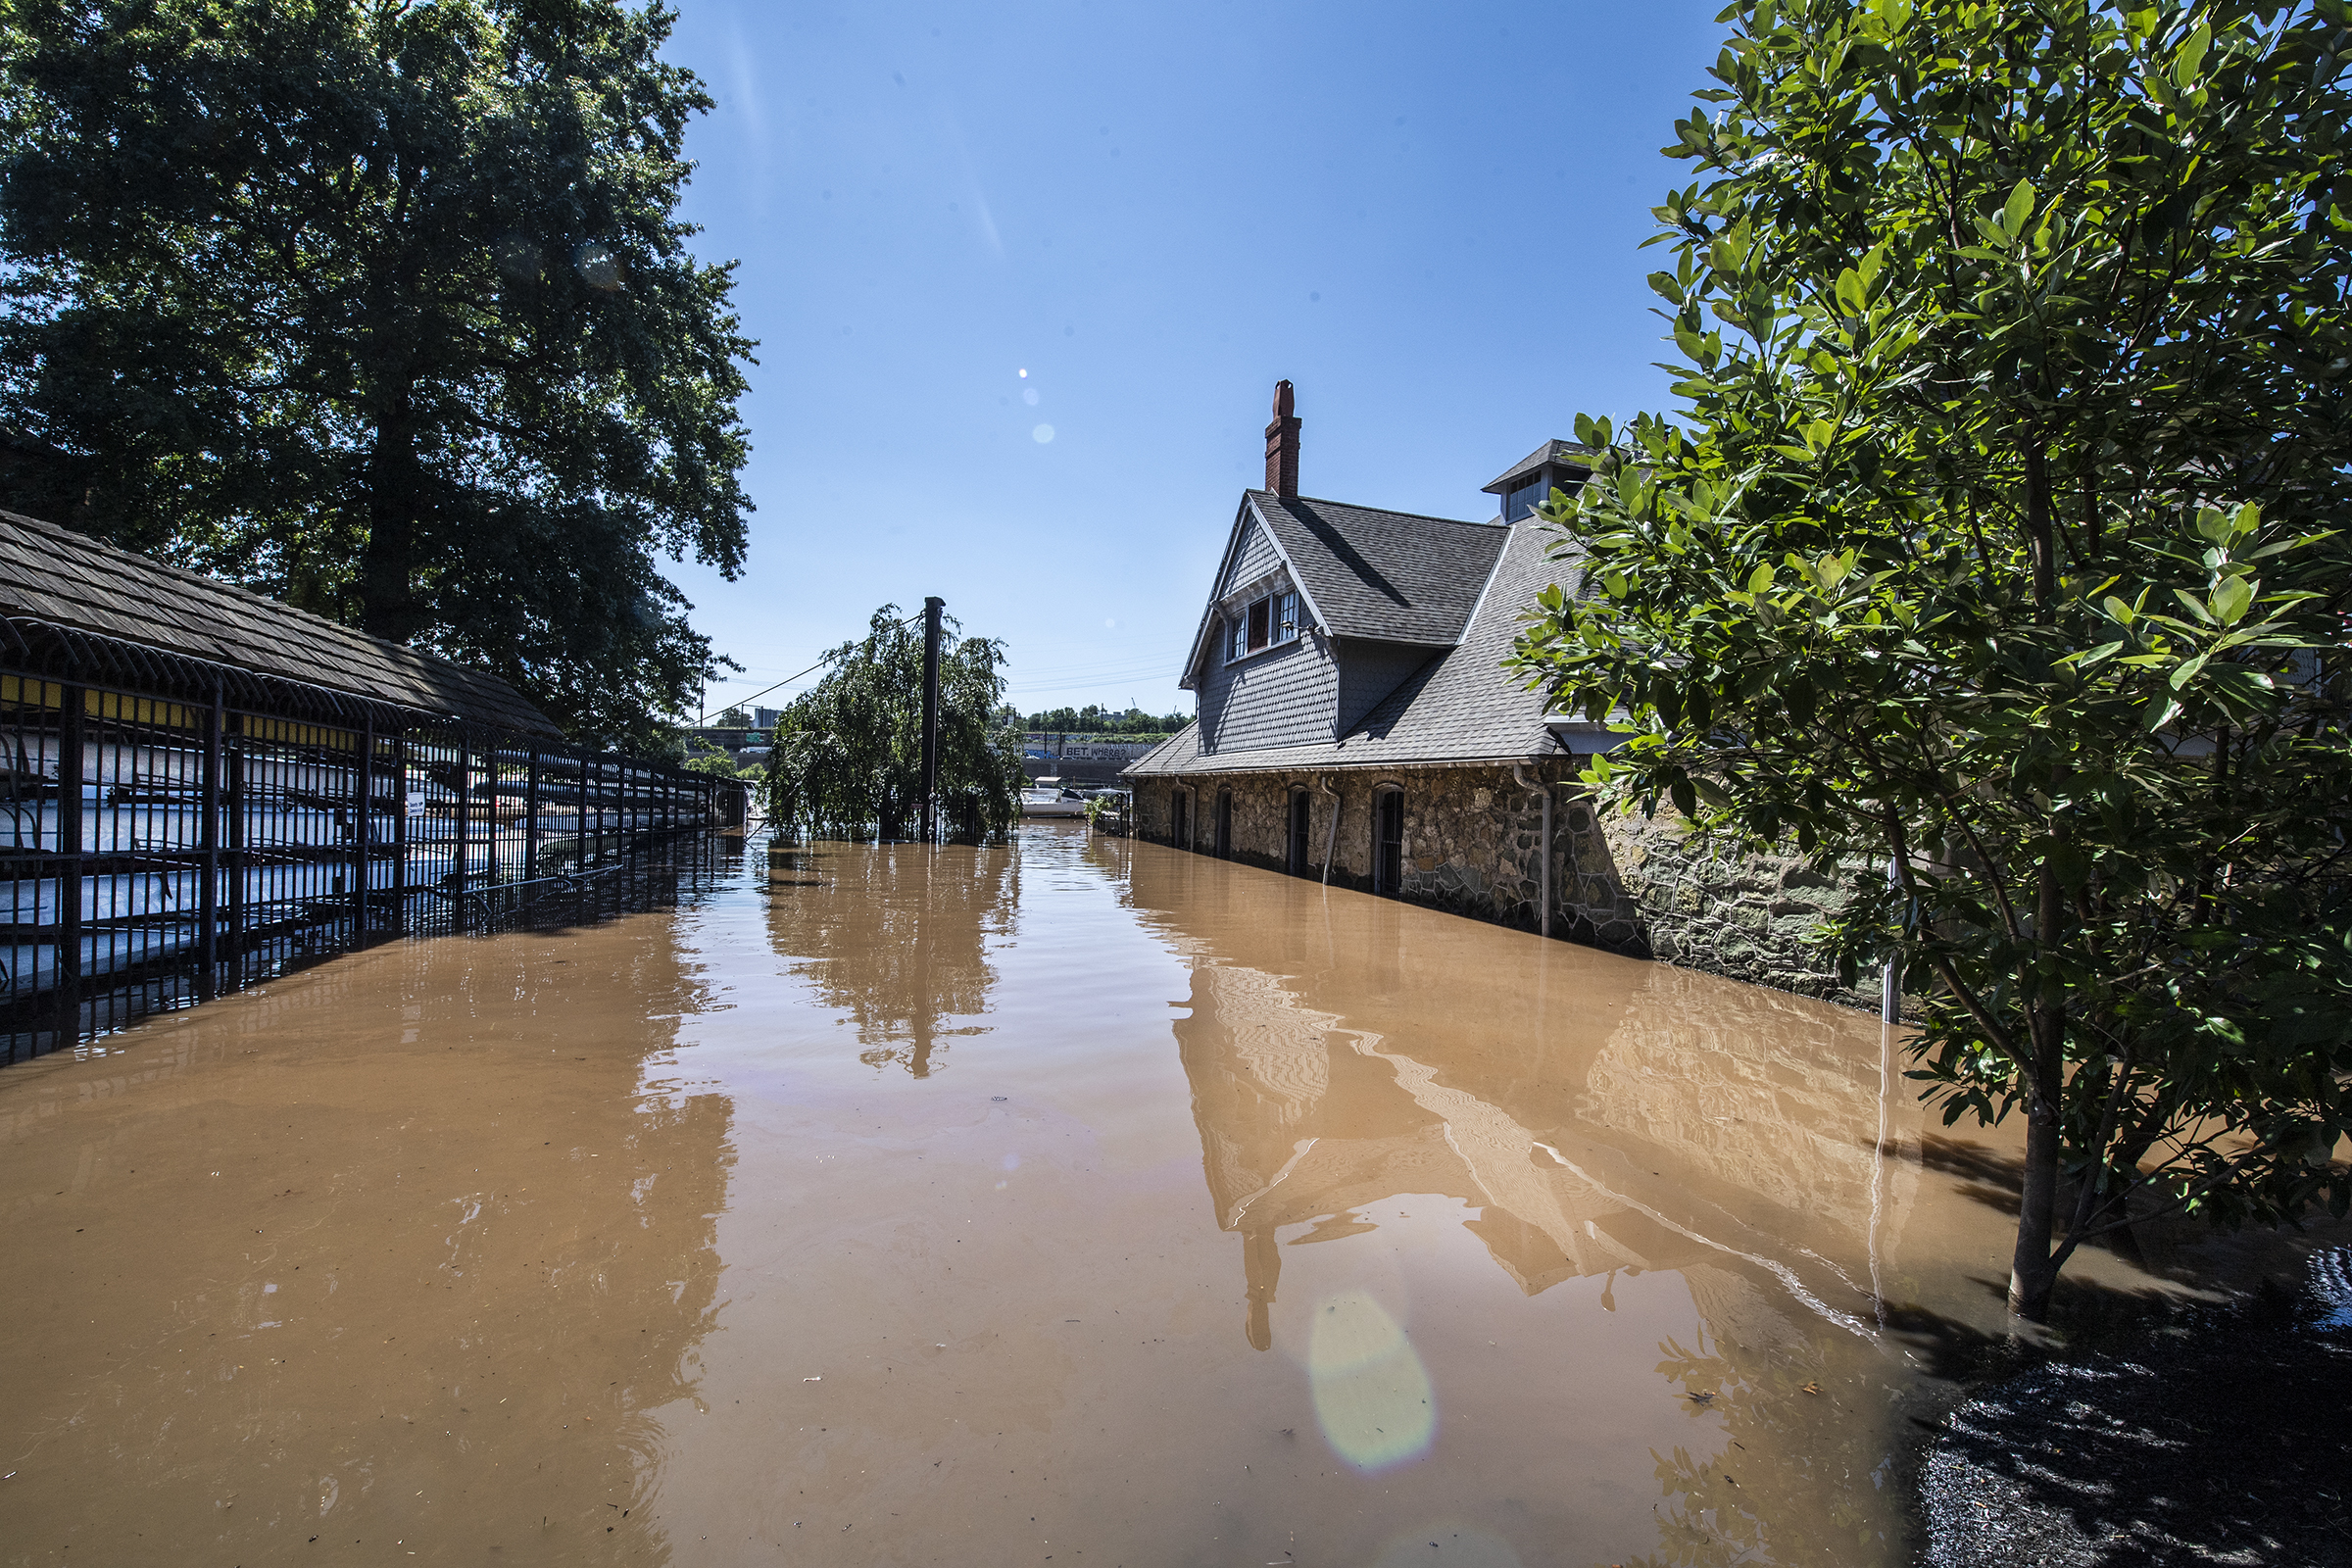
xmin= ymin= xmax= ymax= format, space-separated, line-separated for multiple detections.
xmin=3 ymin=616 xmax=733 ymax=1064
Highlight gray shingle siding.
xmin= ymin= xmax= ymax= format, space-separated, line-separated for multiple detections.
xmin=1226 ymin=516 xmax=1284 ymax=591
xmin=1200 ymin=631 xmax=1336 ymax=755
xmin=1334 ymin=638 xmax=1437 ymax=734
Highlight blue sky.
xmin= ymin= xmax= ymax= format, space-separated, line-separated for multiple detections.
xmin=661 ymin=0 xmax=1732 ymax=723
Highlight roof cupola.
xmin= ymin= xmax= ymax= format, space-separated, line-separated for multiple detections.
xmin=1482 ymin=440 xmax=1594 ymax=522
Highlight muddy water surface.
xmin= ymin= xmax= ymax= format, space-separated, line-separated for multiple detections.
xmin=0 ymin=826 xmax=2191 ymax=1566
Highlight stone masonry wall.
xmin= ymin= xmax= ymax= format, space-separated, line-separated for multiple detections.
xmin=1130 ymin=767 xmax=1873 ymax=1007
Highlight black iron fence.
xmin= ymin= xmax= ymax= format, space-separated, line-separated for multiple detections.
xmin=3 ymin=616 xmax=735 ymax=1064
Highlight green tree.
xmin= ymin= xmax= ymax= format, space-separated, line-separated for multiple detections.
xmin=1512 ymin=0 xmax=2352 ymax=1321
xmin=682 ymin=746 xmax=739 ymax=782
xmin=0 ymin=0 xmax=754 ymax=750
xmin=765 ymin=605 xmax=1026 ymax=842
xmin=1023 ymin=704 xmax=1190 ymax=735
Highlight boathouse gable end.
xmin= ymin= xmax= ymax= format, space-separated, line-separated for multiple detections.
xmin=1180 ymin=490 xmax=1522 ymax=760
xmin=1192 ymin=505 xmax=1339 ymax=757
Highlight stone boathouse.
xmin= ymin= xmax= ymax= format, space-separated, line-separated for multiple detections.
xmin=1122 ymin=384 xmax=1860 ymax=1001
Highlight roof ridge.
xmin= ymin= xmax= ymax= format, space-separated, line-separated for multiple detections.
xmin=1242 ymin=489 xmax=1489 ymax=529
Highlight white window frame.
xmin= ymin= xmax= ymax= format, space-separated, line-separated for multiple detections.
xmin=1224 ymin=586 xmax=1303 ymax=664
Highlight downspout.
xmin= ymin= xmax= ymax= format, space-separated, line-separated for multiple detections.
xmin=1514 ymin=762 xmax=1550 ymax=939
xmin=1318 ymin=775 xmax=1341 ymax=885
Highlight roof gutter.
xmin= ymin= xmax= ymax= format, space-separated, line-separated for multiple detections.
xmin=1137 ymin=749 xmax=1562 ymax=779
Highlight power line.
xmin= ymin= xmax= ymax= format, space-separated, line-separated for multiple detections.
xmin=696 ymin=612 xmax=928 ymax=724
xmin=699 ymin=652 xmax=835 ymax=725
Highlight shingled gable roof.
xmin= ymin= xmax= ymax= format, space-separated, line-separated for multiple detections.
xmin=1133 ymin=514 xmax=1588 ymax=777
xmin=0 ymin=507 xmax=562 ymax=735
xmin=1182 ymin=490 xmax=1510 ymax=686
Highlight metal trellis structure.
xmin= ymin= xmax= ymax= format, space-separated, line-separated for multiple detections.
xmin=2 ymin=616 xmax=731 ymax=1064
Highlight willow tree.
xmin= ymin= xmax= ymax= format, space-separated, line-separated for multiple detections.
xmin=764 ymin=606 xmax=1027 ymax=842
xmin=1512 ymin=0 xmax=2352 ymax=1321
xmin=0 ymin=0 xmax=753 ymax=750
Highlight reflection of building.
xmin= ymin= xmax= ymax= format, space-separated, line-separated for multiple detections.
xmin=762 ymin=841 xmax=1015 ymax=1075
xmin=1144 ymin=848 xmax=1923 ymax=1561
xmin=1132 ymin=842 xmax=1913 ymax=1353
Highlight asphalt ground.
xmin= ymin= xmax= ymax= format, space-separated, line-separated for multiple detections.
xmin=1922 ymin=1252 xmax=2352 ymax=1567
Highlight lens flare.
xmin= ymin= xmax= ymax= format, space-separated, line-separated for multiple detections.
xmin=570 ymin=242 xmax=623 ymax=292
xmin=1307 ymin=1293 xmax=1435 ymax=1471
xmin=1032 ymin=424 xmax=1055 ymax=444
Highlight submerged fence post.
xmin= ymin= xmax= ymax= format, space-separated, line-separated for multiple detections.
xmin=525 ymin=750 xmax=540 ymax=881
xmin=353 ymin=716 xmax=372 ymax=939
xmin=55 ymin=681 xmax=83 ymax=1043
xmin=196 ymin=682 xmax=222 ymax=1002
xmin=454 ymin=729 xmax=470 ymax=933
xmin=920 ymin=595 xmax=943 ymax=843
xmin=226 ymin=712 xmax=245 ymax=983
xmin=391 ymin=729 xmax=409 ymax=924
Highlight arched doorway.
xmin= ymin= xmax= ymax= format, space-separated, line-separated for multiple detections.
xmin=1170 ymin=789 xmax=1190 ymax=850
xmin=1287 ymin=788 xmax=1311 ymax=874
xmin=1214 ymin=789 xmax=1234 ymax=858
xmin=1373 ymin=786 xmax=1404 ymax=895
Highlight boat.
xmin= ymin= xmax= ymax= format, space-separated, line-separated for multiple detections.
xmin=1020 ymin=779 xmax=1089 ymax=819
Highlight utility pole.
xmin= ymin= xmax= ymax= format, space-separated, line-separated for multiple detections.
xmin=920 ymin=596 xmax=944 ymax=842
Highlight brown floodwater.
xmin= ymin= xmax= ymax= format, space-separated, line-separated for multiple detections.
xmin=0 ymin=825 xmax=2294 ymax=1566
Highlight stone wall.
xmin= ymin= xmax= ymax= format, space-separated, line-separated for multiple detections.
xmin=1129 ymin=766 xmax=1873 ymax=1007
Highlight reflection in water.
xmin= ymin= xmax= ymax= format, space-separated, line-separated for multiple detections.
xmin=13 ymin=827 xmax=2288 ymax=1568
xmin=762 ymin=841 xmax=1013 ymax=1075
xmin=1121 ymin=835 xmax=1937 ymax=1562
xmin=0 ymin=898 xmax=732 ymax=1565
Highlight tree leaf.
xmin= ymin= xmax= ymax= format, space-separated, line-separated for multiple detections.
xmin=2002 ymin=178 xmax=2036 ymax=236
xmin=2210 ymin=575 xmax=2254 ymax=626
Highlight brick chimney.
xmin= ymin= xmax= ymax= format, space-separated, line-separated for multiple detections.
xmin=1263 ymin=380 xmax=1300 ymax=497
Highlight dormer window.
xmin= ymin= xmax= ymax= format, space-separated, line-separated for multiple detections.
xmin=1228 ymin=588 xmax=1301 ymax=661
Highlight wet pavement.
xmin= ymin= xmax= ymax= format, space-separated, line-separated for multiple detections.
xmin=0 ymin=824 xmax=2241 ymax=1565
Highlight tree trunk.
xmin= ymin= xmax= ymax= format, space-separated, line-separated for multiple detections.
xmin=360 ymin=404 xmax=422 ymax=644
xmin=2010 ymin=858 xmax=2069 ymax=1322
xmin=2009 ymin=1090 xmax=2062 ymax=1320
xmin=2008 ymin=433 xmax=2068 ymax=1325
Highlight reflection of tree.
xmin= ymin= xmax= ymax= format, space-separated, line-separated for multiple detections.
xmin=762 ymin=840 xmax=1014 ymax=1076
xmin=1606 ymin=1265 xmax=1894 ymax=1568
